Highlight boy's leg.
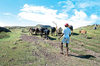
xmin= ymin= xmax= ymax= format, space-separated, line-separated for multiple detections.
xmin=60 ymin=43 xmax=63 ymax=54
xmin=65 ymin=43 xmax=69 ymax=56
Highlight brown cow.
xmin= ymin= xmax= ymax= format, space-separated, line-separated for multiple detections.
xmin=56 ymin=27 xmax=63 ymax=36
xmin=79 ymin=30 xmax=87 ymax=34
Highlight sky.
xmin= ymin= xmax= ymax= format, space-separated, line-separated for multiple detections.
xmin=0 ymin=0 xmax=100 ymax=29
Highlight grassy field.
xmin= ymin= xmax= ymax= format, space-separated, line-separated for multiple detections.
xmin=0 ymin=25 xmax=100 ymax=66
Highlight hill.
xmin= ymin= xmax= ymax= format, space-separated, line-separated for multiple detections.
xmin=34 ymin=24 xmax=51 ymax=28
xmin=0 ymin=25 xmax=100 ymax=66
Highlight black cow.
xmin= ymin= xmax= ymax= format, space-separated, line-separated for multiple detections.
xmin=69 ymin=25 xmax=73 ymax=31
xmin=93 ymin=26 xmax=97 ymax=30
xmin=51 ymin=27 xmax=56 ymax=36
xmin=40 ymin=27 xmax=46 ymax=37
xmin=69 ymin=25 xmax=73 ymax=34
xmin=44 ymin=28 xmax=50 ymax=39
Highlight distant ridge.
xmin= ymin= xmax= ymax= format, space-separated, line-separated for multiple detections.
xmin=34 ymin=24 xmax=51 ymax=28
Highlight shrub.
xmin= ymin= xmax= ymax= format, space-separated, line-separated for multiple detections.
xmin=0 ymin=32 xmax=10 ymax=39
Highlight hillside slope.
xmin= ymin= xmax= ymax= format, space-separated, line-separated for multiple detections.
xmin=0 ymin=25 xmax=100 ymax=66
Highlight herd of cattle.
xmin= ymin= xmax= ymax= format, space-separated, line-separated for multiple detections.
xmin=1 ymin=24 xmax=98 ymax=39
xmin=29 ymin=25 xmax=73 ymax=39
xmin=29 ymin=27 xmax=60 ymax=39
xmin=29 ymin=25 xmax=96 ymax=39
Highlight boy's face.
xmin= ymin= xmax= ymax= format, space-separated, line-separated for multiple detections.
xmin=65 ymin=25 xmax=69 ymax=27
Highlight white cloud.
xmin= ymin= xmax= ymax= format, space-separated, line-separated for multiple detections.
xmin=57 ymin=13 xmax=68 ymax=19
xmin=67 ymin=10 xmax=98 ymax=28
xmin=21 ymin=4 xmax=57 ymax=15
xmin=18 ymin=4 xmax=68 ymax=27
xmin=0 ymin=21 xmax=8 ymax=27
xmin=18 ymin=4 xmax=99 ymax=29
xmin=56 ymin=10 xmax=99 ymax=29
xmin=90 ymin=15 xmax=98 ymax=20
xmin=72 ymin=10 xmax=87 ymax=20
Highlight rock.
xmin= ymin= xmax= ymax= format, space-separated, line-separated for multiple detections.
xmin=9 ymin=58 xmax=14 ymax=62
xmin=12 ymin=47 xmax=17 ymax=49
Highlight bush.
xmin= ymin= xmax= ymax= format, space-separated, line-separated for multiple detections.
xmin=0 ymin=32 xmax=10 ymax=39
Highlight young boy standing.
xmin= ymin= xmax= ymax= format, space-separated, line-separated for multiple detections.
xmin=59 ymin=23 xmax=71 ymax=56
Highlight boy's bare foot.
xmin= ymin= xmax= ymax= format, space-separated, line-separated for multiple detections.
xmin=65 ymin=54 xmax=69 ymax=56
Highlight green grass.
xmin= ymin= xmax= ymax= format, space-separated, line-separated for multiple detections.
xmin=0 ymin=28 xmax=46 ymax=66
xmin=69 ymin=48 xmax=86 ymax=55
xmin=67 ymin=25 xmax=100 ymax=62
xmin=70 ymin=25 xmax=100 ymax=53
xmin=0 ymin=25 xmax=100 ymax=66
xmin=0 ymin=32 xmax=10 ymax=39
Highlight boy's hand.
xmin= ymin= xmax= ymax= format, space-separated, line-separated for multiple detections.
xmin=58 ymin=33 xmax=64 ymax=40
xmin=58 ymin=37 xmax=61 ymax=41
xmin=58 ymin=37 xmax=61 ymax=39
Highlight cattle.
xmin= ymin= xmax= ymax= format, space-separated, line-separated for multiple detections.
xmin=51 ymin=27 xmax=56 ymax=36
xmin=69 ymin=25 xmax=73 ymax=34
xmin=29 ymin=27 xmax=40 ymax=35
xmin=29 ymin=28 xmax=35 ymax=35
xmin=93 ymin=27 xmax=97 ymax=30
xmin=35 ymin=28 xmax=40 ymax=35
xmin=44 ymin=28 xmax=50 ymax=39
xmin=56 ymin=27 xmax=63 ymax=36
xmin=40 ymin=27 xmax=50 ymax=39
xmin=79 ymin=30 xmax=87 ymax=34
xmin=40 ymin=27 xmax=46 ymax=37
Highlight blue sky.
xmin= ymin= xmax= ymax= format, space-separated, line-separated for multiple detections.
xmin=0 ymin=0 xmax=100 ymax=28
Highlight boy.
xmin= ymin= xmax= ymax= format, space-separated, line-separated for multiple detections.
xmin=59 ymin=23 xmax=71 ymax=56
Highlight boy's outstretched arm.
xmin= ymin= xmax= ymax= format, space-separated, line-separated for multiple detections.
xmin=59 ymin=33 xmax=64 ymax=39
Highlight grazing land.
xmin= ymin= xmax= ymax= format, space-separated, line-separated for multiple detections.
xmin=0 ymin=25 xmax=100 ymax=66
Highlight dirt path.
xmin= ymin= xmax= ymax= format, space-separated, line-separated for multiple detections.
xmin=21 ymin=34 xmax=100 ymax=66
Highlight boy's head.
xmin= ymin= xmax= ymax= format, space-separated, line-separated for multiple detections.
xmin=65 ymin=23 xmax=69 ymax=27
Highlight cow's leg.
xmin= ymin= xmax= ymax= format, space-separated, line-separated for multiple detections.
xmin=29 ymin=32 xmax=32 ymax=36
xmin=56 ymin=32 xmax=58 ymax=36
xmin=71 ymin=30 xmax=73 ymax=35
xmin=47 ymin=35 xmax=48 ymax=39
xmin=31 ymin=32 xmax=32 ymax=35
xmin=45 ymin=35 xmax=47 ymax=39
xmin=35 ymin=32 xmax=37 ymax=35
xmin=41 ymin=33 xmax=43 ymax=37
xmin=33 ymin=31 xmax=35 ymax=35
xmin=45 ymin=34 xmax=48 ymax=39
xmin=51 ymin=32 xmax=53 ymax=36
